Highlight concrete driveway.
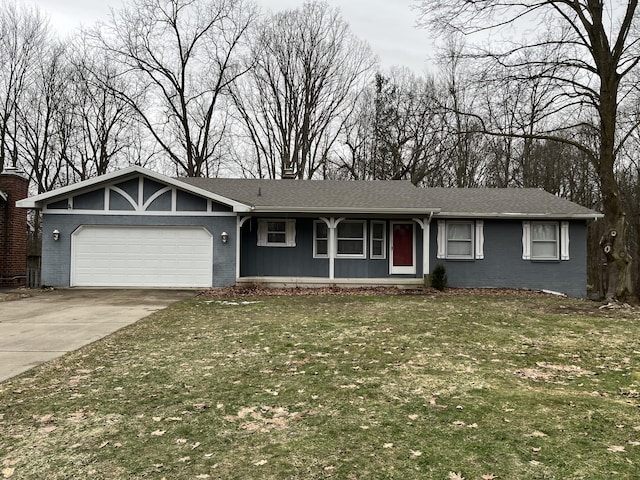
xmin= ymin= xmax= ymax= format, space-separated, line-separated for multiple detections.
xmin=0 ymin=289 xmax=195 ymax=382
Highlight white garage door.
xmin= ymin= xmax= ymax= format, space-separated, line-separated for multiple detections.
xmin=71 ymin=226 xmax=213 ymax=287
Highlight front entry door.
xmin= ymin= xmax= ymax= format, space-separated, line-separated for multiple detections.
xmin=390 ymin=222 xmax=415 ymax=274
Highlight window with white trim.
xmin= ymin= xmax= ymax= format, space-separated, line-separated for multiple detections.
xmin=257 ymin=219 xmax=296 ymax=247
xmin=437 ymin=220 xmax=484 ymax=260
xmin=313 ymin=220 xmax=328 ymax=258
xmin=370 ymin=221 xmax=386 ymax=259
xmin=522 ymin=221 xmax=569 ymax=261
xmin=531 ymin=222 xmax=558 ymax=259
xmin=336 ymin=220 xmax=366 ymax=257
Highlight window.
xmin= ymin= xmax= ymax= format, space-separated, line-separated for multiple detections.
xmin=522 ymin=221 xmax=569 ymax=261
xmin=437 ymin=220 xmax=484 ymax=260
xmin=257 ymin=219 xmax=296 ymax=247
xmin=531 ymin=222 xmax=558 ymax=259
xmin=370 ymin=221 xmax=386 ymax=259
xmin=336 ymin=221 xmax=366 ymax=257
xmin=314 ymin=221 xmax=328 ymax=258
xmin=447 ymin=222 xmax=473 ymax=258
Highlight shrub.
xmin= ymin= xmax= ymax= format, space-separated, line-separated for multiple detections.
xmin=432 ymin=264 xmax=447 ymax=291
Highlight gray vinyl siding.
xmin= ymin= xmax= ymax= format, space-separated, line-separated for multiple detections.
xmin=429 ymin=219 xmax=588 ymax=297
xmin=41 ymin=214 xmax=236 ymax=288
xmin=240 ymin=218 xmax=328 ymax=277
xmin=240 ymin=218 xmax=424 ymax=279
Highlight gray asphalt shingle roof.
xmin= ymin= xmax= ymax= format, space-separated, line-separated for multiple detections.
xmin=178 ymin=177 xmax=601 ymax=218
xmin=178 ymin=178 xmax=437 ymax=213
xmin=420 ymin=187 xmax=600 ymax=218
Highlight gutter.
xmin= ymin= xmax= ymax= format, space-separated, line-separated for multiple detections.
xmin=434 ymin=212 xmax=604 ymax=219
xmin=250 ymin=206 xmax=442 ymax=215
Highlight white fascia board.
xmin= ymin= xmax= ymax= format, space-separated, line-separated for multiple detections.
xmin=251 ymin=206 xmax=441 ymax=215
xmin=0 ymin=190 xmax=7 ymax=202
xmin=16 ymin=165 xmax=252 ymax=212
xmin=434 ymin=211 xmax=603 ymax=220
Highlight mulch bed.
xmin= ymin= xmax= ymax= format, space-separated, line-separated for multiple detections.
xmin=197 ymin=285 xmax=554 ymax=298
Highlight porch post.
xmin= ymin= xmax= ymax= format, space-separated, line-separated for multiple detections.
xmin=320 ymin=217 xmax=345 ymax=280
xmin=413 ymin=216 xmax=432 ymax=277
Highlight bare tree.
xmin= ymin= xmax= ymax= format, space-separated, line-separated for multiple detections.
xmin=335 ymin=68 xmax=442 ymax=185
xmin=436 ymin=40 xmax=487 ymax=187
xmin=64 ymin=37 xmax=143 ymax=181
xmin=417 ymin=0 xmax=640 ymax=300
xmin=0 ymin=1 xmax=48 ymax=172
xmin=90 ymin=0 xmax=257 ymax=176
xmin=16 ymin=39 xmax=67 ymax=194
xmin=231 ymin=1 xmax=375 ymax=179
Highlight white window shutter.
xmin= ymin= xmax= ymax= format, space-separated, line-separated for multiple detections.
xmin=286 ymin=219 xmax=296 ymax=246
xmin=475 ymin=220 xmax=484 ymax=259
xmin=522 ymin=221 xmax=531 ymax=260
xmin=561 ymin=221 xmax=570 ymax=260
xmin=437 ymin=220 xmax=446 ymax=259
xmin=257 ymin=219 xmax=267 ymax=246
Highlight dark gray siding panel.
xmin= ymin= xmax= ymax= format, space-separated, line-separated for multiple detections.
xmin=176 ymin=190 xmax=208 ymax=211
xmin=147 ymin=191 xmax=172 ymax=211
xmin=240 ymin=217 xmax=328 ymax=277
xmin=240 ymin=218 xmax=425 ymax=279
xmin=143 ymin=179 xmax=166 ymax=202
xmin=114 ymin=178 xmax=139 ymax=199
xmin=41 ymin=214 xmax=236 ymax=288
xmin=109 ymin=190 xmax=135 ymax=210
xmin=73 ymin=189 xmax=104 ymax=210
xmin=429 ymin=219 xmax=588 ymax=297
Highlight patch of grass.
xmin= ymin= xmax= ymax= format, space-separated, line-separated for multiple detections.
xmin=1 ymin=293 xmax=639 ymax=479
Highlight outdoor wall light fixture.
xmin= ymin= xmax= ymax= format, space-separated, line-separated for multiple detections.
xmin=221 ymin=231 xmax=229 ymax=244
xmin=53 ymin=229 xmax=60 ymax=241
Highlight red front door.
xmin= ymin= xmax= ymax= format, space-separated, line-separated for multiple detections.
xmin=392 ymin=223 xmax=414 ymax=273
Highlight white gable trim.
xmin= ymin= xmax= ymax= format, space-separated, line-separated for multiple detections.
xmin=16 ymin=166 xmax=252 ymax=212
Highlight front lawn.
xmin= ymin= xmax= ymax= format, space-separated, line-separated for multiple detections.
xmin=1 ymin=290 xmax=639 ymax=479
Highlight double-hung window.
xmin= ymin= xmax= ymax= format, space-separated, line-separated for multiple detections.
xmin=447 ymin=222 xmax=474 ymax=259
xmin=522 ymin=221 xmax=569 ymax=260
xmin=370 ymin=221 xmax=386 ymax=259
xmin=336 ymin=220 xmax=366 ymax=258
xmin=313 ymin=221 xmax=329 ymax=258
xmin=531 ymin=222 xmax=558 ymax=260
xmin=257 ymin=219 xmax=296 ymax=247
xmin=437 ymin=220 xmax=484 ymax=260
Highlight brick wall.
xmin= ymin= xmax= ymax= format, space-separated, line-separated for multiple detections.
xmin=0 ymin=168 xmax=29 ymax=287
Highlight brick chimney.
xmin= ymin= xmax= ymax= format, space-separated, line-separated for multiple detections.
xmin=0 ymin=166 xmax=29 ymax=287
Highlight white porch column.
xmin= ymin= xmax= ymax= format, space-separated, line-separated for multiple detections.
xmin=319 ymin=217 xmax=345 ymax=280
xmin=413 ymin=216 xmax=432 ymax=278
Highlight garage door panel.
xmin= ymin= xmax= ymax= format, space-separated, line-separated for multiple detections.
xmin=72 ymin=226 xmax=213 ymax=287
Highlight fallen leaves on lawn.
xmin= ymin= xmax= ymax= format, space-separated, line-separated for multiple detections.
xmin=607 ymin=445 xmax=626 ymax=453
xmin=481 ymin=475 xmax=498 ymax=480
xmin=224 ymin=406 xmax=302 ymax=432
xmin=2 ymin=468 xmax=14 ymax=479
xmin=448 ymin=472 xmax=465 ymax=480
xmin=526 ymin=431 xmax=548 ymax=438
xmin=150 ymin=429 xmax=166 ymax=436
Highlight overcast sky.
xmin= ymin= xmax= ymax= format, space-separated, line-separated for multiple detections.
xmin=29 ymin=0 xmax=435 ymax=73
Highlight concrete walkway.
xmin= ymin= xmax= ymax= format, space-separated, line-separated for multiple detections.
xmin=0 ymin=289 xmax=195 ymax=382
